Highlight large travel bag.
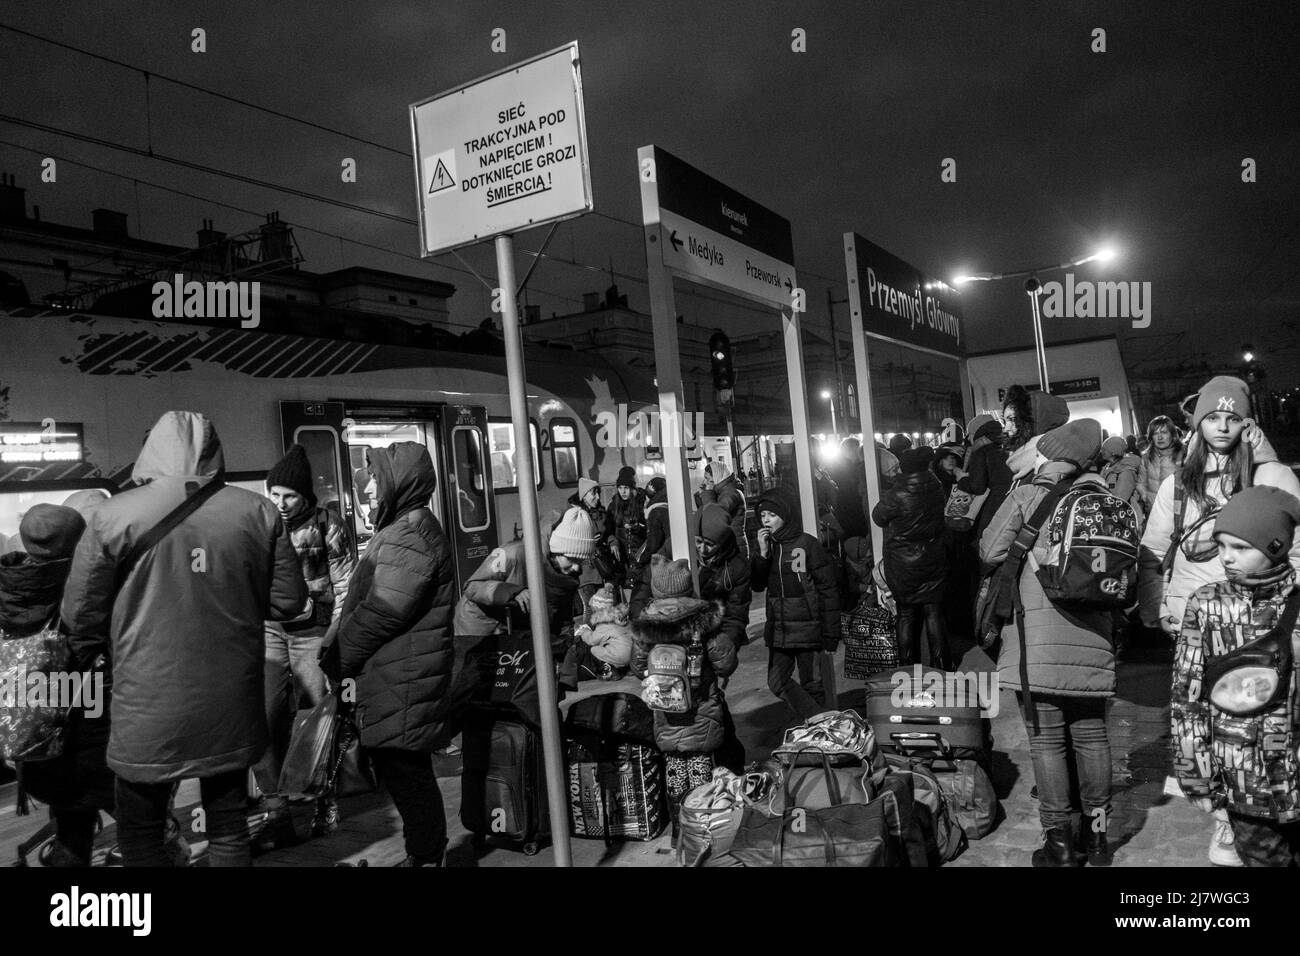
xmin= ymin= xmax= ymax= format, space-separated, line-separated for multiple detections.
xmin=563 ymin=691 xmax=666 ymax=842
xmin=883 ymin=752 xmax=968 ymax=862
xmin=460 ymin=706 xmax=550 ymax=855
xmin=864 ymin=666 xmax=991 ymax=764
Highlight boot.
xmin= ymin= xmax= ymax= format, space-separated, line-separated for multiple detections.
xmin=1031 ymin=826 xmax=1079 ymax=867
xmin=1077 ymin=808 xmax=1112 ymax=866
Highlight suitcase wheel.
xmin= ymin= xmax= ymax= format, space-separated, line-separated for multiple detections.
xmin=523 ymin=841 xmax=540 ymax=857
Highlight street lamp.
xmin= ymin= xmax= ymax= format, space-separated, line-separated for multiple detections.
xmin=953 ymin=246 xmax=1120 ymax=393
xmin=821 ymin=388 xmax=838 ymax=437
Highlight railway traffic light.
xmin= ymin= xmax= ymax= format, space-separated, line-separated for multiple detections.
xmin=708 ymin=330 xmax=734 ymax=392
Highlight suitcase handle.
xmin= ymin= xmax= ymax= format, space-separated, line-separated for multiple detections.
xmin=889 ymin=731 xmax=953 ymax=757
xmin=888 ymin=715 xmax=952 ymax=725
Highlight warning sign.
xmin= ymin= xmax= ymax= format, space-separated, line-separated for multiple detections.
xmin=410 ymin=42 xmax=593 ymax=256
xmin=425 ymin=151 xmax=457 ymax=196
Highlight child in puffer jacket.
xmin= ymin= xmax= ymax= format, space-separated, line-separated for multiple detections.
xmin=631 ymin=555 xmax=736 ymax=845
xmin=572 ymin=584 xmax=635 ymax=681
xmin=751 ymin=488 xmax=840 ymax=721
xmin=1172 ymin=485 xmax=1300 ymax=866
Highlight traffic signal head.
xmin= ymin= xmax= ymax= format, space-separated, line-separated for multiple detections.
xmin=708 ymin=330 xmax=734 ymax=391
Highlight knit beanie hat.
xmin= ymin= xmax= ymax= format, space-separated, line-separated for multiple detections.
xmin=19 ymin=504 xmax=86 ymax=561
xmin=756 ymin=490 xmax=792 ymax=526
xmin=266 ymin=443 xmax=315 ymax=500
xmin=646 ymin=476 xmax=667 ymax=502
xmin=888 ymin=434 xmax=913 ymax=455
xmin=548 ymin=506 xmax=599 ymax=560
xmin=1101 ymin=436 xmax=1128 ymax=460
xmin=650 ymin=553 xmax=693 ymax=598
xmin=584 ymin=584 xmax=634 ymax=667
xmin=577 ymin=477 xmax=599 ymax=500
xmin=1192 ymin=376 xmax=1251 ymax=428
xmin=616 ymin=466 xmax=637 ymax=489
xmin=898 ymin=447 xmax=932 ymax=474
xmin=1031 ymin=392 xmax=1071 ymax=434
xmin=697 ymin=502 xmax=735 ymax=548
xmin=1214 ymin=486 xmax=1300 ymax=563
xmin=966 ymin=413 xmax=996 ymax=439
xmin=1036 ymin=419 xmax=1102 ymax=468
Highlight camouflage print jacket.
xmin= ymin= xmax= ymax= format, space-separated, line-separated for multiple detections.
xmin=1171 ymin=568 xmax=1300 ymax=822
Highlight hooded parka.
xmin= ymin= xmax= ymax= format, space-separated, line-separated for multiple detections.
xmin=60 ymin=411 xmax=306 ymax=783
xmin=871 ymin=467 xmax=948 ymax=606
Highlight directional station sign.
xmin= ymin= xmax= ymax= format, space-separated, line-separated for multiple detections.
xmin=410 ymin=42 xmax=593 ymax=256
xmin=640 ymin=146 xmax=796 ymax=309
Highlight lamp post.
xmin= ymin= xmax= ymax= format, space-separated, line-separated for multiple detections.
xmin=955 ymin=247 xmax=1118 ymax=393
xmin=821 ymin=388 xmax=838 ymax=437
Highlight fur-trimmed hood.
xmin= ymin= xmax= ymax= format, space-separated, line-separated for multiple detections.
xmin=632 ymin=597 xmax=724 ymax=646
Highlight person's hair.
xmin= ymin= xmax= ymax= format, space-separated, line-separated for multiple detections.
xmin=1180 ymin=428 xmax=1253 ymax=511
xmin=1001 ymin=384 xmax=1034 ymax=450
xmin=1142 ymin=415 xmax=1183 ymax=465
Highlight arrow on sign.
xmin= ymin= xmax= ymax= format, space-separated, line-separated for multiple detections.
xmin=784 ymin=278 xmax=793 ymax=292
xmin=669 ymin=230 xmax=684 ymax=252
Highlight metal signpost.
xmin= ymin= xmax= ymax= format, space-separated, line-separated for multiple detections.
xmin=411 ymin=42 xmax=593 ymax=867
xmin=842 ymin=234 xmax=969 ymax=566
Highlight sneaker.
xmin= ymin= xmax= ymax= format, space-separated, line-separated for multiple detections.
xmin=1209 ymin=819 xmax=1244 ymax=867
xmin=311 ymin=800 xmax=341 ymax=838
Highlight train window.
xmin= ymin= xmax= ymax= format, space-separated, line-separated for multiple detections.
xmin=290 ymin=427 xmax=345 ymax=514
xmin=344 ymin=421 xmax=437 ymax=553
xmin=549 ymin=419 xmax=580 ymax=487
xmin=487 ymin=418 xmax=541 ymax=493
xmin=0 ymin=481 xmax=114 ymax=552
xmin=451 ymin=426 xmax=490 ymax=532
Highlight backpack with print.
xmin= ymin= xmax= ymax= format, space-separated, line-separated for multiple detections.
xmin=1035 ymin=485 xmax=1140 ymax=610
xmin=641 ymin=644 xmax=694 ymax=713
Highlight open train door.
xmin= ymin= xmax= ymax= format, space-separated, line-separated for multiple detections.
xmin=278 ymin=401 xmax=356 ymax=559
xmin=436 ymin=404 xmax=500 ymax=588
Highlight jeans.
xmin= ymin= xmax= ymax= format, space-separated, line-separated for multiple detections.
xmin=367 ymin=748 xmax=447 ymax=864
xmin=768 ymin=648 xmax=822 ymax=721
xmin=116 ymin=769 xmax=250 ymax=866
xmin=1020 ymin=694 xmax=1111 ymax=830
xmin=1229 ymin=814 xmax=1300 ymax=867
xmin=895 ymin=602 xmax=950 ymax=668
xmin=253 ymin=624 xmax=328 ymax=802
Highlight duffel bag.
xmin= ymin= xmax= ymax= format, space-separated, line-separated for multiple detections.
xmin=763 ymin=750 xmax=885 ymax=815
xmin=884 ymin=753 xmax=968 ymax=863
xmin=930 ymin=757 xmax=999 ymax=840
xmin=677 ymin=769 xmax=752 ymax=867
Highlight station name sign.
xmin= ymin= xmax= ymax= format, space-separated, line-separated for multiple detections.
xmin=844 ymin=234 xmax=964 ymax=357
xmin=640 ymin=146 xmax=796 ymax=309
xmin=410 ymin=42 xmax=593 ymax=256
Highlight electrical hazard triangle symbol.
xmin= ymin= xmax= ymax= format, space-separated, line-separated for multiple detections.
xmin=428 ymin=158 xmax=455 ymax=194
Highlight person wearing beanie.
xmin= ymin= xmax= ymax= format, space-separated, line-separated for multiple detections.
xmin=1099 ymin=435 xmax=1143 ymax=521
xmin=699 ymin=459 xmax=750 ymax=560
xmin=752 ymin=488 xmax=841 ymax=721
xmin=2 ymin=502 xmax=116 ymax=867
xmin=636 ymin=475 xmax=672 ymax=572
xmin=548 ymin=505 xmax=601 ymax=562
xmin=630 ymin=558 xmax=735 ymax=846
xmin=1171 ymin=484 xmax=1300 ymax=866
xmin=873 ymin=443 xmax=952 ymax=669
xmin=567 ymin=476 xmax=616 ymax=598
xmin=255 ymin=443 xmax=357 ymax=848
xmin=609 ymin=466 xmax=647 ymax=590
xmin=956 ymin=414 xmax=1013 ymax=541
xmin=888 ymin=433 xmax=914 ymax=456
xmin=1140 ymin=377 xmax=1300 ymax=868
xmin=572 ymin=583 xmax=635 ymax=679
xmin=980 ymin=416 xmax=1118 ymax=867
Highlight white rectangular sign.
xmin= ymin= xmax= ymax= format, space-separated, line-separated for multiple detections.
xmin=410 ymin=42 xmax=593 ymax=256
xmin=659 ymin=209 xmax=796 ymax=308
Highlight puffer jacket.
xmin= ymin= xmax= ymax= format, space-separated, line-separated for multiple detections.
xmin=453 ymin=538 xmax=580 ymax=641
xmin=324 ymin=442 xmax=462 ymax=753
xmin=979 ymin=461 xmax=1115 ymax=698
xmin=60 ymin=411 xmax=306 ymax=783
xmin=871 ymin=468 xmax=948 ymax=606
xmin=1172 ymin=569 xmax=1300 ymax=822
xmin=608 ymin=488 xmax=647 ymax=559
xmin=631 ymin=597 xmax=735 ymax=753
xmin=1136 ymin=446 xmax=1183 ymax=512
xmin=1138 ymin=444 xmax=1300 ymax=629
xmin=958 ymin=436 xmax=1013 ymax=539
xmin=751 ymin=508 xmax=840 ymax=651
xmin=278 ymin=503 xmax=354 ymax=635
xmin=1101 ymin=453 xmax=1143 ymax=518
xmin=640 ymin=488 xmax=671 ymax=567
xmin=700 ymin=475 xmax=749 ymax=559
xmin=0 ymin=552 xmax=68 ymax=636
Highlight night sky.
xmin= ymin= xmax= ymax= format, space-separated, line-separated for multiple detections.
xmin=3 ymin=1 xmax=1298 ymax=385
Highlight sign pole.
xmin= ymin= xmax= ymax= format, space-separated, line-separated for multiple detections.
xmin=781 ymin=305 xmax=819 ymax=534
xmin=494 ymin=234 xmax=572 ymax=867
xmin=843 ymin=235 xmax=885 ymax=568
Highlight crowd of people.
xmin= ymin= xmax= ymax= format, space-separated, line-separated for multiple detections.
xmin=2 ymin=370 xmax=1299 ymax=868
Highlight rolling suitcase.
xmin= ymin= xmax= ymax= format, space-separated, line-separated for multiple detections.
xmin=864 ymin=666 xmax=991 ymax=765
xmin=460 ymin=706 xmax=550 ymax=855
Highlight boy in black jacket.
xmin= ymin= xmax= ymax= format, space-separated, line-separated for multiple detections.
xmin=751 ymin=489 xmax=840 ymax=721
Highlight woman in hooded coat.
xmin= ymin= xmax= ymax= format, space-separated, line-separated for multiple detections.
xmin=321 ymin=442 xmax=466 ymax=867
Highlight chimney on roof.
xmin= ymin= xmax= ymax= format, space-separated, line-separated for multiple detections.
xmin=259 ymin=211 xmax=294 ymax=264
xmin=197 ymin=218 xmax=226 ymax=248
xmin=604 ymin=283 xmax=627 ymax=309
xmin=0 ymin=173 xmax=27 ymax=223
xmin=91 ymin=208 xmax=129 ymax=239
